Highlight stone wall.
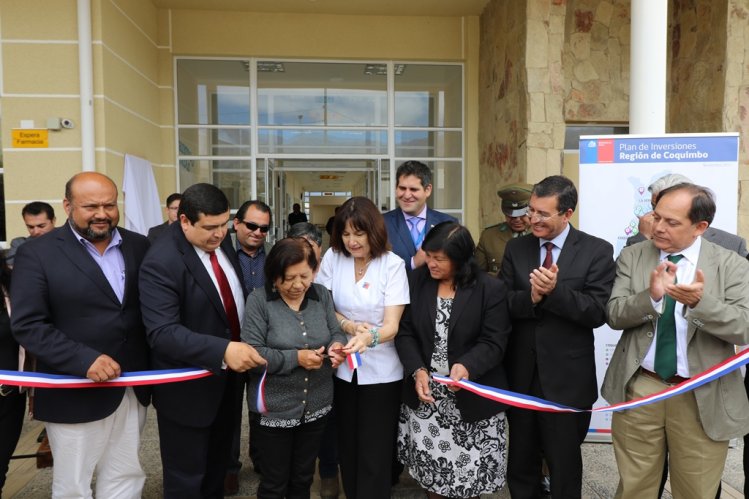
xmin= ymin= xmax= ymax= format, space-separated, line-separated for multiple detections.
xmin=668 ymin=0 xmax=727 ymax=132
xmin=478 ymin=1 xmax=528 ymax=227
xmin=478 ymin=0 xmax=632 ymax=228
xmin=525 ymin=0 xmax=568 ymax=183
xmin=562 ymin=0 xmax=630 ymax=123
xmin=724 ymin=0 xmax=749 ymax=236
xmin=480 ymin=0 xmax=749 ymax=237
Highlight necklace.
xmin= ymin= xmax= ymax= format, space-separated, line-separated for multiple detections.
xmin=355 ymin=258 xmax=372 ymax=276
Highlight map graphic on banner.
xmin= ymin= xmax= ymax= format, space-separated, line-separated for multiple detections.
xmin=578 ymin=133 xmax=740 ymax=442
xmin=580 ymin=135 xmax=739 ymax=259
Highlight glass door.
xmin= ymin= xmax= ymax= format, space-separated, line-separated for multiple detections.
xmin=263 ymin=158 xmax=381 ymax=231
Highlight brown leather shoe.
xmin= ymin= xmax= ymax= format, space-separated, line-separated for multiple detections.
xmin=320 ymin=475 xmax=340 ymax=499
xmin=224 ymin=472 xmax=239 ymax=496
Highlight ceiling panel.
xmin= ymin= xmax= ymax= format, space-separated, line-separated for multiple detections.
xmin=152 ymin=0 xmax=489 ymax=17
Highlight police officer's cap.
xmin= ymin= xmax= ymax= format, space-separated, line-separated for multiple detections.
xmin=497 ymin=183 xmax=533 ymax=217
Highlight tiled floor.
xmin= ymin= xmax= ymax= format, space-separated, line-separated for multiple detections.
xmin=7 ymin=409 xmax=746 ymax=498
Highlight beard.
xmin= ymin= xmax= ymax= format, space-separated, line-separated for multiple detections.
xmin=72 ymin=218 xmax=115 ymax=242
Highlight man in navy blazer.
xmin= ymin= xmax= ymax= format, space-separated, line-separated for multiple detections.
xmin=501 ymin=175 xmax=615 ymax=499
xmin=11 ymin=172 xmax=151 ymax=498
xmin=139 ymin=183 xmax=265 ymax=499
xmin=383 ymin=161 xmax=456 ymax=275
xmin=146 ymin=192 xmax=181 ymax=243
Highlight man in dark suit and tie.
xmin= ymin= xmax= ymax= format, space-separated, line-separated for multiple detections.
xmin=11 ymin=172 xmax=151 ymax=498
xmin=383 ymin=161 xmax=456 ymax=275
xmin=147 ymin=192 xmax=181 ymax=243
xmin=139 ymin=183 xmax=266 ymax=499
xmin=501 ymin=175 xmax=616 ymax=499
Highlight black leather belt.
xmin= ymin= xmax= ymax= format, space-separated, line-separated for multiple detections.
xmin=639 ymin=367 xmax=688 ymax=385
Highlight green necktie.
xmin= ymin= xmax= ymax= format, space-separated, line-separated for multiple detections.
xmin=654 ymin=254 xmax=684 ymax=380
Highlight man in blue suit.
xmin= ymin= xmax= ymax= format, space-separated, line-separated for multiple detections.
xmin=383 ymin=161 xmax=456 ymax=275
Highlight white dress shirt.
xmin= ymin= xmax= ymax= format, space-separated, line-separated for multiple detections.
xmin=316 ymin=250 xmax=410 ymax=384
xmin=192 ymin=245 xmax=245 ymax=323
xmin=643 ymin=237 xmax=702 ymax=378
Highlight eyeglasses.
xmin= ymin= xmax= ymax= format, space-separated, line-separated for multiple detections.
xmin=241 ymin=221 xmax=270 ymax=233
xmin=526 ymin=208 xmax=563 ymax=222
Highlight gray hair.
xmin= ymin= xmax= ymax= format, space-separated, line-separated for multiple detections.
xmin=648 ymin=173 xmax=693 ymax=195
xmin=287 ymin=222 xmax=323 ymax=247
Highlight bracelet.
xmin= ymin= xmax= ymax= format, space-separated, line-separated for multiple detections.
xmin=368 ymin=327 xmax=380 ymax=348
xmin=340 ymin=318 xmax=349 ymax=331
xmin=412 ymin=367 xmax=427 ymax=380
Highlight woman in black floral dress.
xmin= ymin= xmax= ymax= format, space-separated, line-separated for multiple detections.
xmin=395 ymin=221 xmax=512 ymax=498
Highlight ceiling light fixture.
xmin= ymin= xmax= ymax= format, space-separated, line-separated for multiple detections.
xmin=257 ymin=61 xmax=285 ymax=73
xmin=363 ymin=64 xmax=405 ymax=76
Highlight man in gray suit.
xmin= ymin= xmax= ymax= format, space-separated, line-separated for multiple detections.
xmin=602 ymin=183 xmax=749 ymax=498
xmin=626 ymin=173 xmax=747 ymax=256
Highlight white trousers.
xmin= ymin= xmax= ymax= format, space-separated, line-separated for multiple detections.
xmin=45 ymin=388 xmax=147 ymax=499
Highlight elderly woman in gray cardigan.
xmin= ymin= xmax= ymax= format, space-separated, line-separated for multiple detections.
xmin=242 ymin=237 xmax=346 ymax=499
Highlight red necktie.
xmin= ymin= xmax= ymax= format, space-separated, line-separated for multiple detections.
xmin=208 ymin=251 xmax=241 ymax=341
xmin=542 ymin=242 xmax=554 ymax=269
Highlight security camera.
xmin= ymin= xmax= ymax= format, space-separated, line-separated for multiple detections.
xmin=60 ymin=118 xmax=75 ymax=129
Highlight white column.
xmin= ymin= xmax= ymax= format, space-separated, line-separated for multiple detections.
xmin=77 ymin=0 xmax=96 ymax=171
xmin=629 ymin=0 xmax=668 ymax=134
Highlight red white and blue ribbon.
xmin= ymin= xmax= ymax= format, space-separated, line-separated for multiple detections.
xmin=432 ymin=347 xmax=749 ymax=413
xmin=0 ymin=368 xmax=212 ymax=389
xmin=255 ymin=367 xmax=268 ymax=415
xmin=346 ymin=352 xmax=363 ymax=370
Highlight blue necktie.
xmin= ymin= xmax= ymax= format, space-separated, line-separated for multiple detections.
xmin=407 ymin=217 xmax=422 ymax=247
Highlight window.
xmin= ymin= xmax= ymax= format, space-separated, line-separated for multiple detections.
xmin=175 ymin=59 xmax=464 ymax=223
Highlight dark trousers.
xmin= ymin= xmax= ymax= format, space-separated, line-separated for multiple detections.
xmin=0 ymin=390 xmax=25 ymax=493
xmin=255 ymin=415 xmax=328 ymax=499
xmin=334 ymin=375 xmax=401 ymax=499
xmin=507 ymin=370 xmax=591 ymax=499
xmin=317 ymin=407 xmax=339 ymax=479
xmin=158 ymin=372 xmax=237 ymax=499
xmin=228 ymin=372 xmax=262 ymax=475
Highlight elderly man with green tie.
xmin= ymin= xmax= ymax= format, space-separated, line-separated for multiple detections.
xmin=602 ymin=182 xmax=749 ymax=498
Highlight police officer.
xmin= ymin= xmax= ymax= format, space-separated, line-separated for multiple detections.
xmin=475 ymin=182 xmax=533 ymax=274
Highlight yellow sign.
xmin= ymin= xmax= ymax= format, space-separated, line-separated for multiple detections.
xmin=12 ymin=129 xmax=49 ymax=148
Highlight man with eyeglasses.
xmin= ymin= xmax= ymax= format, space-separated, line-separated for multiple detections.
xmin=233 ymin=200 xmax=273 ymax=295
xmin=147 ymin=192 xmax=182 ymax=243
xmin=501 ymin=175 xmax=616 ymax=499
xmin=224 ymin=200 xmax=273 ymax=494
